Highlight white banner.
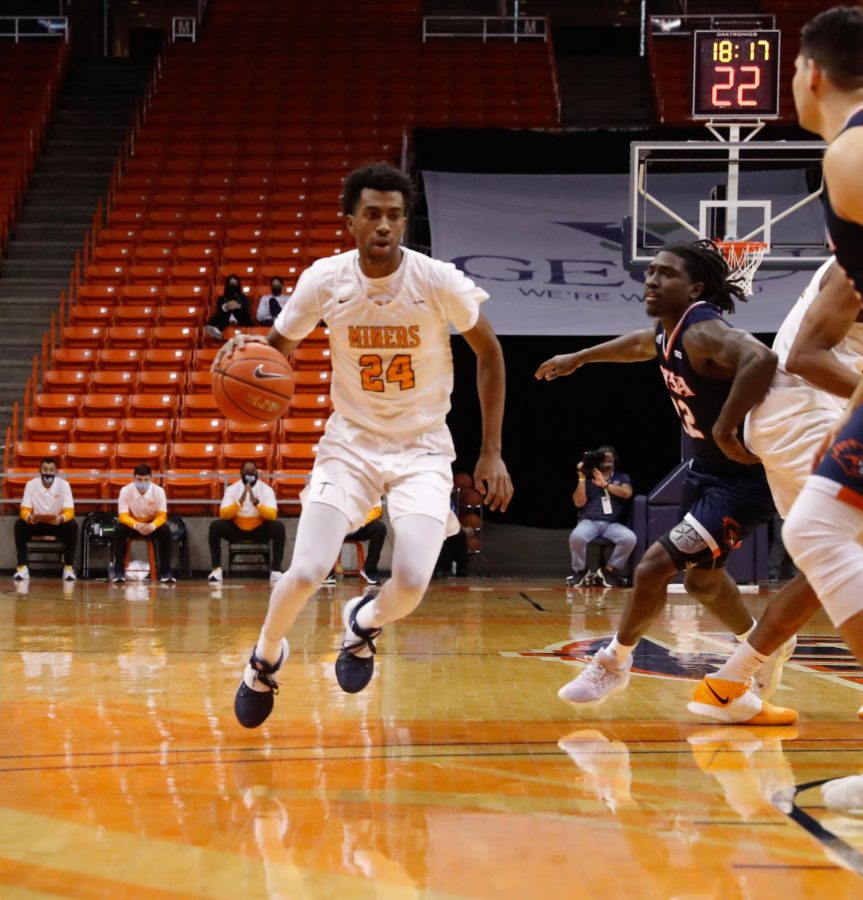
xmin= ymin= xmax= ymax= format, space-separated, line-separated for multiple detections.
xmin=423 ymin=171 xmax=815 ymax=336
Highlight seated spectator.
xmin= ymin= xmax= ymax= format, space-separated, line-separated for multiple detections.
xmin=112 ymin=464 xmax=175 ymax=584
xmin=204 ymin=273 xmax=253 ymax=341
xmin=208 ymin=461 xmax=285 ymax=583
xmin=322 ymin=503 xmax=387 ymax=586
xmin=569 ymin=445 xmax=636 ymax=588
xmin=14 ymin=457 xmax=77 ymax=582
xmin=255 ymin=276 xmax=288 ymax=326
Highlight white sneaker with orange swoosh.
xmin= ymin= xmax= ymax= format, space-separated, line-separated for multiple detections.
xmin=687 ymin=675 xmax=799 ymax=725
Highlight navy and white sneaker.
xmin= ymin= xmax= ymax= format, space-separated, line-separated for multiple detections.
xmin=160 ymin=570 xmax=177 ymax=585
xmin=112 ymin=572 xmax=126 ymax=584
xmin=335 ymin=594 xmax=381 ymax=694
xmin=360 ymin=568 xmax=381 ymax=586
xmin=234 ymin=637 xmax=289 ymax=728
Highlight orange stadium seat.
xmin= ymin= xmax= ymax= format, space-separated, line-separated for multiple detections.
xmin=42 ymin=370 xmax=90 ymax=394
xmin=65 ymin=442 xmax=115 ymax=470
xmin=128 ymin=264 xmax=170 ymax=284
xmin=289 ymin=394 xmax=332 ymax=418
xmin=107 ymin=208 xmax=146 ymax=228
xmin=280 ymin=417 xmax=327 ymax=443
xmin=272 ymin=470 xmax=306 ymax=511
xmin=15 ymin=441 xmax=65 ymax=468
xmin=292 ymin=347 xmax=331 ymax=370
xmin=115 ymin=306 xmax=158 ymax=327
xmin=106 ymin=326 xmax=151 ymax=349
xmin=91 ymin=371 xmax=138 ymax=394
xmin=97 ymin=349 xmax=144 ymax=371
xmin=74 ymin=417 xmax=123 ymax=443
xmin=226 ymin=226 xmax=266 ymax=244
xmin=222 ymin=442 xmax=272 ymax=470
xmin=176 ymin=417 xmax=225 ymax=442
xmin=115 ymin=442 xmax=164 ymax=470
xmin=85 ymin=264 xmax=127 ymax=284
xmin=144 ymin=349 xmax=191 ymax=370
xmin=122 ymin=417 xmax=172 ymax=443
xmin=62 ymin=471 xmax=107 ymax=513
xmin=170 ymin=265 xmax=212 ymax=284
xmin=138 ymin=371 xmax=184 ymax=394
xmin=171 ymin=442 xmax=222 ymax=469
xmin=225 ymin=420 xmax=276 ymax=442
xmin=129 ymin=394 xmax=179 ymax=418
xmin=176 ymin=244 xmax=219 ymax=266
xmin=183 ymin=394 xmax=221 ymax=417
xmin=164 ymin=470 xmax=219 ymax=515
xmin=181 ymin=227 xmax=223 ymax=245
xmin=120 ymin=285 xmax=164 ymax=306
xmin=159 ymin=306 xmax=205 ymax=327
xmin=69 ymin=306 xmax=113 ymax=328
xmin=153 ymin=326 xmax=199 ymax=349
xmin=187 ymin=371 xmax=213 ymax=394
xmin=277 ymin=442 xmax=319 ymax=469
xmin=33 ymin=394 xmax=82 ymax=417
xmin=294 ymin=369 xmax=333 ymax=394
xmin=81 ymin=393 xmax=130 ymax=417
xmin=303 ymin=326 xmax=331 ymax=348
xmin=51 ymin=348 xmax=98 ymax=371
xmin=78 ymin=285 xmax=120 ymax=305
xmin=24 ymin=416 xmax=75 ymax=442
xmin=164 ymin=285 xmax=206 ymax=305
xmin=194 ymin=348 xmax=219 ymax=369
xmin=139 ymin=227 xmax=181 ymax=245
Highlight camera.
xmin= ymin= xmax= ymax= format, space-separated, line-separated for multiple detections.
xmin=581 ymin=449 xmax=606 ymax=473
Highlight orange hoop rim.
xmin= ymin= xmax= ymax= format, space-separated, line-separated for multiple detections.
xmin=715 ymin=239 xmax=768 ymax=258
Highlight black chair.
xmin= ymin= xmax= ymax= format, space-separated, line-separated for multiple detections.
xmin=25 ymin=534 xmax=67 ymax=574
xmin=81 ymin=512 xmax=116 ymax=579
xmin=227 ymin=540 xmax=272 ymax=577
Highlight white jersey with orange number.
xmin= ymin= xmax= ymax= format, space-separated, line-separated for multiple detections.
xmin=273 ymin=247 xmax=487 ymax=434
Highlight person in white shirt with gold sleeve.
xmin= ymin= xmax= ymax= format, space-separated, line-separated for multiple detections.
xmin=14 ymin=456 xmax=77 ymax=582
xmin=215 ymin=162 xmax=513 ymax=728
xmin=208 ymin=461 xmax=285 ymax=584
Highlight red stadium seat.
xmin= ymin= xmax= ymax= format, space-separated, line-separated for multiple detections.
xmin=69 ymin=306 xmax=113 ymax=328
xmin=85 ymin=264 xmax=127 ymax=285
xmin=127 ymin=264 xmax=170 ymax=284
xmin=78 ymin=285 xmax=120 ymax=305
xmin=62 ymin=327 xmax=107 ymax=349
xmin=143 ymin=349 xmax=191 ymax=370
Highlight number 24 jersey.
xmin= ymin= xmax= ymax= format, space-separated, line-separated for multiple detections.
xmin=274 ymin=247 xmax=488 ymax=435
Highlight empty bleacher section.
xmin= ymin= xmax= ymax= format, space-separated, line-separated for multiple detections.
xmin=2 ymin=0 xmax=559 ymax=533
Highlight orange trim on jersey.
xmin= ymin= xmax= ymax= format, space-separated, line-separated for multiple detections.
xmin=661 ymin=301 xmax=707 ymax=361
xmin=836 ymin=485 xmax=863 ymax=513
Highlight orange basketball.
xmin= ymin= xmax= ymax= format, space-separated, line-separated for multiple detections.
xmin=212 ymin=343 xmax=295 ymax=423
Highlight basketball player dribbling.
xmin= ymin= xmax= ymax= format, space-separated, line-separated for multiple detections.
xmin=769 ymin=6 xmax=863 ymax=812
xmin=536 ymin=239 xmax=796 ymax=726
xmin=688 ymin=257 xmax=863 ymax=720
xmin=214 ymin=162 xmax=513 ymax=728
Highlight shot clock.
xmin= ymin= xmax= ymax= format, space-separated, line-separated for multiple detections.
xmin=692 ymin=30 xmax=780 ymax=119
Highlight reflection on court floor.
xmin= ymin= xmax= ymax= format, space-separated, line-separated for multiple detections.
xmin=1 ymin=578 xmax=862 ymax=896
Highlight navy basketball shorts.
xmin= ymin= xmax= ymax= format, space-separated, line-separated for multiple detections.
xmin=812 ymin=403 xmax=863 ymax=510
xmin=659 ymin=465 xmax=775 ymax=570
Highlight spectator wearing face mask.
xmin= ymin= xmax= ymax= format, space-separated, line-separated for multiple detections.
xmin=14 ymin=456 xmax=78 ymax=582
xmin=255 ymin=276 xmax=288 ymax=327
xmin=205 ymin=273 xmax=253 ymax=341
xmin=112 ymin=464 xmax=174 ymax=584
xmin=208 ymin=461 xmax=285 ymax=584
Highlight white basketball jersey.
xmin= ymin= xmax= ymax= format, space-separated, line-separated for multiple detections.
xmin=274 ymin=248 xmax=488 ymax=434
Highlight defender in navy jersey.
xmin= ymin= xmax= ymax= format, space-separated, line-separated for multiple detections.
xmin=779 ymin=6 xmax=863 ymax=813
xmin=537 ymin=240 xmax=796 ymax=724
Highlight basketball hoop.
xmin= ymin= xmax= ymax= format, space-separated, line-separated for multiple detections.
xmin=716 ymin=240 xmax=767 ymax=298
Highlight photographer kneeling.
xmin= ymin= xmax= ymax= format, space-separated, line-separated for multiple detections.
xmin=568 ymin=445 xmax=635 ymax=588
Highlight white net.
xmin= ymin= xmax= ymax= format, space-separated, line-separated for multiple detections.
xmin=718 ymin=241 xmax=767 ymax=298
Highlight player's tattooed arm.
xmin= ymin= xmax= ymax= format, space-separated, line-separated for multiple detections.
xmin=685 ymin=321 xmax=777 ymax=464
xmin=787 ymin=260 xmax=862 ymax=398
xmin=534 ymin=328 xmax=657 ymax=381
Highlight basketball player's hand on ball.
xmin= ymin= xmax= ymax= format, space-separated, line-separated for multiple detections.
xmin=712 ymin=426 xmax=761 ymax=466
xmin=211 ymin=333 xmax=269 ymax=372
xmin=534 ymin=353 xmax=582 ymax=381
xmin=473 ymin=451 xmax=513 ymax=512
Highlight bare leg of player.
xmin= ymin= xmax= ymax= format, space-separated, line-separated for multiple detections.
xmin=683 ymin=568 xmax=756 ymax=636
xmin=336 ymin=513 xmax=445 ymax=694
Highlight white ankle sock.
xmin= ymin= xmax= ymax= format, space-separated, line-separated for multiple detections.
xmin=355 ymin=598 xmax=383 ymax=633
xmin=255 ymin=629 xmax=284 ymax=666
xmin=714 ymin=639 xmax=768 ymax=683
xmin=604 ymin=636 xmax=636 ymax=666
xmin=734 ymin=619 xmax=757 ymax=642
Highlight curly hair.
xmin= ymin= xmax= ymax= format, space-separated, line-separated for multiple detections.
xmin=341 ymin=162 xmax=414 ymax=217
xmin=661 ymin=239 xmax=747 ymax=314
